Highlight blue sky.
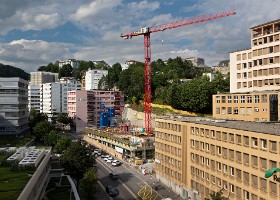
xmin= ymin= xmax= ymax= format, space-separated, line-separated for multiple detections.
xmin=0 ymin=0 xmax=279 ymax=72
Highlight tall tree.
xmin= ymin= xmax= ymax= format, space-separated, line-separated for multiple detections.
xmin=59 ymin=64 xmax=73 ymax=78
xmin=55 ymin=136 xmax=72 ymax=154
xmin=211 ymin=73 xmax=230 ymax=94
xmin=60 ymin=141 xmax=95 ymax=191
xmin=81 ymin=168 xmax=99 ymax=199
xmin=32 ymin=121 xmax=54 ymax=143
xmin=28 ymin=108 xmax=48 ymax=132
xmin=44 ymin=130 xmax=58 ymax=147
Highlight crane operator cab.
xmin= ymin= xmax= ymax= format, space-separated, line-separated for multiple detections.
xmin=140 ymin=27 xmax=150 ymax=33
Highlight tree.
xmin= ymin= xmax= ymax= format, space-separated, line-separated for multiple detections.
xmin=0 ymin=63 xmax=29 ymax=80
xmin=55 ymin=136 xmax=72 ymax=154
xmin=29 ymin=108 xmax=48 ymax=132
xmin=56 ymin=113 xmax=70 ymax=126
xmin=81 ymin=168 xmax=99 ymax=199
xmin=205 ymin=190 xmax=229 ymax=200
xmin=32 ymin=121 xmax=54 ymax=143
xmin=44 ymin=130 xmax=58 ymax=147
xmin=37 ymin=63 xmax=59 ymax=73
xmin=60 ymin=141 xmax=95 ymax=191
xmin=211 ymin=73 xmax=230 ymax=94
xmin=59 ymin=64 xmax=73 ymax=78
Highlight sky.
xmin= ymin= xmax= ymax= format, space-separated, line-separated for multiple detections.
xmin=0 ymin=0 xmax=279 ymax=73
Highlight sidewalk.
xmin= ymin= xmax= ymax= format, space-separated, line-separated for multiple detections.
xmin=123 ymin=161 xmax=183 ymax=200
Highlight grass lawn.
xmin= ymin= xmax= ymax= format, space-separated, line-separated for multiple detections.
xmin=0 ymin=135 xmax=34 ymax=147
xmin=0 ymin=167 xmax=34 ymax=200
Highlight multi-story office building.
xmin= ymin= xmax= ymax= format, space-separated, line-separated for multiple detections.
xmin=58 ymin=59 xmax=80 ymax=69
xmin=0 ymin=78 xmax=29 ymax=135
xmin=230 ymin=19 xmax=280 ymax=93
xmin=29 ymin=72 xmax=58 ymax=87
xmin=155 ymin=116 xmax=280 ymax=200
xmin=68 ymin=90 xmax=124 ymax=132
xmin=85 ymin=69 xmax=108 ymax=90
xmin=40 ymin=79 xmax=81 ymax=120
xmin=213 ymin=91 xmax=279 ymax=122
xmin=28 ymin=85 xmax=40 ymax=111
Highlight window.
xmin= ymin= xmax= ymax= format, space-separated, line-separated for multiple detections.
xmin=234 ymin=96 xmax=238 ymax=103
xmin=223 ymin=181 xmax=227 ymax=190
xmin=206 ymin=158 xmax=210 ymax=166
xmin=230 ymin=184 xmax=235 ymax=193
xmin=223 ymin=164 xmax=227 ymax=174
xmin=261 ymin=139 xmax=267 ymax=149
xmin=254 ymin=95 xmax=260 ymax=103
xmin=240 ymin=95 xmax=245 ymax=103
xmin=217 ymin=162 xmax=221 ymax=171
xmin=252 ymin=155 xmax=258 ymax=168
xmin=217 ymin=146 xmax=221 ymax=155
xmin=247 ymin=96 xmax=252 ymax=103
xmin=211 ymin=130 xmax=215 ymax=138
xmin=201 ymin=171 xmax=204 ymax=179
xmin=230 ymin=167 xmax=234 ymax=176
xmin=244 ymin=190 xmax=249 ymax=200
xmin=201 ymin=157 xmax=205 ymax=165
xmin=227 ymin=96 xmax=232 ymax=103
xmin=206 ymin=143 xmax=210 ymax=152
xmin=234 ymin=107 xmax=238 ymax=114
xmin=252 ymin=137 xmax=258 ymax=147
xmin=201 ymin=142 xmax=205 ymax=150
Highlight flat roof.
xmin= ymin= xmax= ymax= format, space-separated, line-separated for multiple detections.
xmin=250 ymin=19 xmax=280 ymax=30
xmin=157 ymin=116 xmax=280 ymax=136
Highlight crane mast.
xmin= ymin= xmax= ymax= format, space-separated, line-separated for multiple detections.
xmin=121 ymin=9 xmax=236 ymax=134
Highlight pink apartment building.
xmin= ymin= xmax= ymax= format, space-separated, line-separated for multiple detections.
xmin=68 ymin=90 xmax=124 ymax=132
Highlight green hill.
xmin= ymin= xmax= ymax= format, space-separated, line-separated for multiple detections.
xmin=0 ymin=63 xmax=29 ymax=81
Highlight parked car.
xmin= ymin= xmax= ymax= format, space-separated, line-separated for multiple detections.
xmin=112 ymin=160 xmax=122 ymax=166
xmin=109 ymin=172 xmax=119 ymax=180
xmin=106 ymin=185 xmax=118 ymax=197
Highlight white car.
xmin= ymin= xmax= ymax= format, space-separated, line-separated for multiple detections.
xmin=112 ymin=160 xmax=121 ymax=166
xmin=108 ymin=156 xmax=114 ymax=160
xmin=107 ymin=159 xmax=113 ymax=163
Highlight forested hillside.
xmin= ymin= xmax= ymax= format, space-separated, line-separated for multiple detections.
xmin=0 ymin=63 xmax=29 ymax=80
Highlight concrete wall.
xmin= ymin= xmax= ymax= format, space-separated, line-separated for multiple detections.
xmin=18 ymin=150 xmax=51 ymax=200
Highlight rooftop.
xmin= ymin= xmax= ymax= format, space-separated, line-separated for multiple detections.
xmin=250 ymin=19 xmax=280 ymax=30
xmin=157 ymin=116 xmax=280 ymax=136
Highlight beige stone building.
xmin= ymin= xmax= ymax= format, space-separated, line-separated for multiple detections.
xmin=155 ymin=116 xmax=280 ymax=200
xmin=213 ymin=91 xmax=279 ymax=122
xmin=230 ymin=19 xmax=280 ymax=93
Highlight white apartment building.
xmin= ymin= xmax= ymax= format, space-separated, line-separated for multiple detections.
xmin=0 ymin=78 xmax=29 ymax=135
xmin=40 ymin=79 xmax=81 ymax=120
xmin=230 ymin=19 xmax=280 ymax=93
xmin=184 ymin=57 xmax=205 ymax=67
xmin=85 ymin=69 xmax=108 ymax=90
xmin=30 ymin=72 xmax=58 ymax=87
xmin=28 ymin=85 xmax=40 ymax=111
xmin=59 ymin=59 xmax=80 ymax=69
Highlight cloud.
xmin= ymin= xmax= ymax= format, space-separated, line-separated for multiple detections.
xmin=0 ymin=39 xmax=72 ymax=72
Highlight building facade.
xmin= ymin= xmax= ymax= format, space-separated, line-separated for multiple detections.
xmin=58 ymin=59 xmax=80 ymax=69
xmin=68 ymin=90 xmax=124 ymax=132
xmin=40 ymin=80 xmax=81 ymax=120
xmin=28 ymin=85 xmax=40 ymax=111
xmin=213 ymin=92 xmax=279 ymax=122
xmin=230 ymin=19 xmax=280 ymax=93
xmin=29 ymin=72 xmax=58 ymax=87
xmin=184 ymin=57 xmax=205 ymax=67
xmin=85 ymin=69 xmax=108 ymax=90
xmin=0 ymin=78 xmax=29 ymax=135
xmin=155 ymin=116 xmax=280 ymax=200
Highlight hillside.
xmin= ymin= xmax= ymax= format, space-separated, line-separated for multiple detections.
xmin=0 ymin=63 xmax=29 ymax=80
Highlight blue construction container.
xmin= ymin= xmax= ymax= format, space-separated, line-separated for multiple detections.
xmin=100 ymin=112 xmax=108 ymax=127
xmin=108 ymin=108 xmax=115 ymax=117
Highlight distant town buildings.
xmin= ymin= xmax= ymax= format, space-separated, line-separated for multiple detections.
xmin=184 ymin=57 xmax=205 ymax=67
xmin=0 ymin=77 xmax=29 ymax=135
xmin=29 ymin=71 xmax=58 ymax=87
xmin=212 ymin=60 xmax=230 ymax=75
xmin=85 ymin=69 xmax=108 ymax=90
xmin=58 ymin=59 xmax=80 ymax=69
xmin=40 ymin=79 xmax=81 ymax=120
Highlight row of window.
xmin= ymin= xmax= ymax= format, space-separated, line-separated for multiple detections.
xmin=155 ymin=122 xmax=182 ymax=132
xmin=191 ymin=175 xmax=273 ymax=200
xmin=155 ymin=152 xmax=182 ymax=168
xmin=215 ymin=94 xmax=269 ymax=103
xmin=155 ymin=162 xmax=182 ymax=181
xmin=190 ymin=129 xmax=277 ymax=152
xmin=190 ymin=151 xmax=277 ymax=171
xmin=252 ymin=31 xmax=280 ymax=44
xmin=155 ymin=142 xmax=182 ymax=157
xmin=155 ymin=131 xmax=182 ymax=144
xmin=215 ymin=107 xmax=268 ymax=119
xmin=238 ymin=68 xmax=280 ymax=79
xmin=237 ymin=78 xmax=280 ymax=88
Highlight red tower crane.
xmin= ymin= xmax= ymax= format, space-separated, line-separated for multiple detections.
xmin=121 ymin=9 xmax=236 ymax=134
